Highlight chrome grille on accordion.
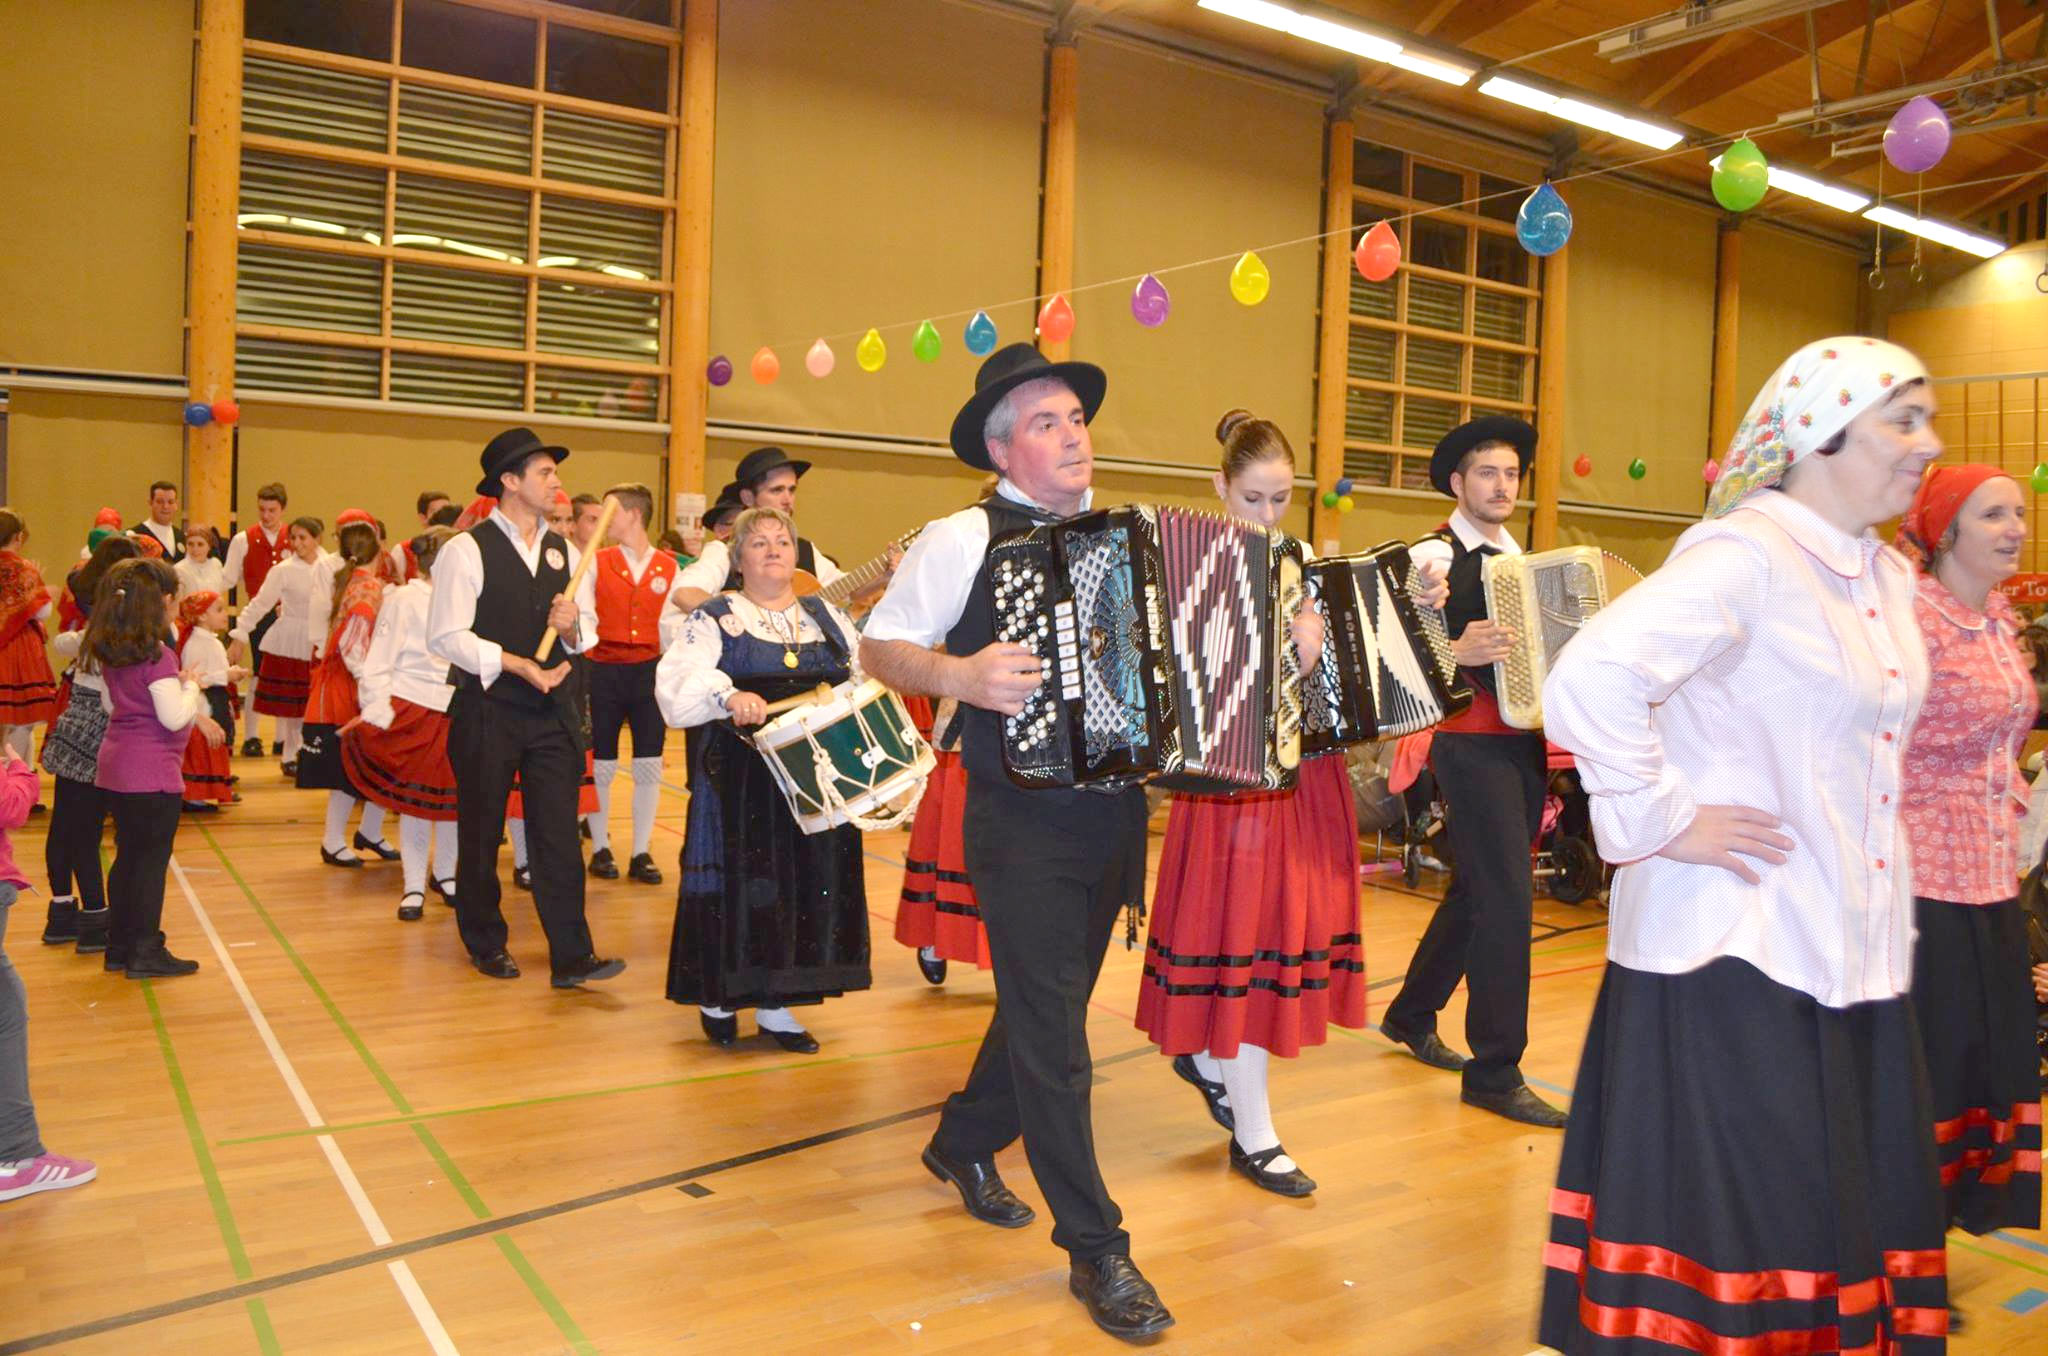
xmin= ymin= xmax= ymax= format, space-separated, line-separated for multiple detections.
xmin=1303 ymin=541 xmax=1472 ymax=749
xmin=1481 ymin=545 xmax=1609 ymax=730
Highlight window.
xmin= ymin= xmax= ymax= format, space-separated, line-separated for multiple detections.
xmin=233 ymin=0 xmax=678 ymax=420
xmin=1339 ymin=140 xmax=1543 ymax=489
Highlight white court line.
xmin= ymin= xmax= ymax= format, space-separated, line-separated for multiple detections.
xmin=169 ymin=854 xmax=459 ymax=1355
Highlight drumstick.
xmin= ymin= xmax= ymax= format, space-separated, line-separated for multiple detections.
xmin=759 ymin=682 xmax=835 ymax=717
xmin=535 ymin=494 xmax=619 ymax=662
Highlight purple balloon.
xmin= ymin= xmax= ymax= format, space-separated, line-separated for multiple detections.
xmin=1130 ymin=273 xmax=1170 ymax=328
xmin=706 ymin=355 xmax=733 ymax=387
xmin=1883 ymin=96 xmax=1951 ymax=174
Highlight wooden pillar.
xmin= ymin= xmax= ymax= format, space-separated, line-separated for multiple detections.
xmin=667 ymin=0 xmax=717 ymax=510
xmin=186 ymin=0 xmax=243 ymax=535
xmin=1037 ymin=36 xmax=1078 ymax=360
xmin=1530 ymin=246 xmax=1568 ymax=552
xmin=1311 ymin=116 xmax=1354 ymax=550
xmin=1708 ymin=221 xmax=1743 ymax=465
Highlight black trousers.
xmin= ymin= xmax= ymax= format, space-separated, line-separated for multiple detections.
xmin=105 ymin=790 xmax=182 ymax=956
xmin=588 ymin=658 xmax=665 ymax=761
xmin=447 ymin=692 xmax=594 ymax=969
xmin=1382 ymin=729 xmax=1546 ymax=1094
xmin=934 ymin=776 xmax=1148 ymax=1261
xmin=46 ymin=775 xmax=108 ymax=912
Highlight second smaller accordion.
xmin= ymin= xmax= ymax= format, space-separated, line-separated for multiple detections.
xmin=1482 ymin=545 xmax=1638 ymax=729
xmin=1301 ymin=542 xmax=1471 ymax=750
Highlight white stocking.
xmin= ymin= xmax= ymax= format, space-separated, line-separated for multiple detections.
xmin=278 ymin=717 xmax=304 ymax=763
xmin=322 ymin=792 xmax=358 ymax=856
xmin=755 ymin=1006 xmax=807 ymax=1034
xmin=589 ymin=757 xmax=617 ymax=854
xmin=399 ymin=815 xmax=431 ymax=896
xmin=630 ymin=756 xmax=662 ymax=858
xmin=432 ymin=821 xmax=458 ymax=885
xmin=508 ymin=817 xmax=528 ymax=869
xmin=1216 ymin=1043 xmax=1293 ymax=1171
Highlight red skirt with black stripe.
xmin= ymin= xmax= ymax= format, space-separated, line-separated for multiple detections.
xmin=1134 ymin=750 xmax=1366 ymax=1059
xmin=893 ymin=749 xmax=991 ymax=968
xmin=0 ymin=623 xmax=58 ymax=726
xmin=180 ymin=725 xmax=233 ymax=803
xmin=253 ymin=652 xmax=311 ymax=717
xmin=1539 ymin=956 xmax=1948 ymax=1355
xmin=506 ymin=748 xmax=599 ymax=819
xmin=343 ymin=699 xmax=458 ymax=821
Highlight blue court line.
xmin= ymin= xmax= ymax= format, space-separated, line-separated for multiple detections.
xmin=2003 ymin=1287 xmax=2047 ymax=1315
xmin=1996 ymin=1229 xmax=2048 ymax=1259
xmin=864 ymin=850 xmax=906 ymax=870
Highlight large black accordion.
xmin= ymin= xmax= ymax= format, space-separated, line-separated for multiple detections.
xmin=1300 ymin=541 xmax=1471 ymax=750
xmin=989 ymin=504 xmax=1304 ymax=792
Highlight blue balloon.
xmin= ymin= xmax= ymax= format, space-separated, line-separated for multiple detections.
xmin=1516 ymin=182 xmax=1573 ymax=257
xmin=183 ymin=400 xmax=214 ymax=427
xmin=1334 ymin=476 xmax=1353 ymax=496
xmin=963 ymin=310 xmax=999 ymax=357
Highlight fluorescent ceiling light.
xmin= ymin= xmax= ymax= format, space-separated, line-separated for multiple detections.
xmin=1479 ymin=75 xmax=1685 ymax=150
xmin=1864 ymin=205 xmax=2005 ymax=259
xmin=1708 ymin=154 xmax=1871 ymax=213
xmin=1198 ymin=0 xmax=1474 ymax=86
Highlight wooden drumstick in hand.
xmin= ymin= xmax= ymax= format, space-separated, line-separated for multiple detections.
xmin=535 ymin=494 xmax=619 ymax=662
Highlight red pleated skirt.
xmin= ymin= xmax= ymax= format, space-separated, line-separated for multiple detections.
xmin=1135 ymin=751 xmax=1366 ymax=1059
xmin=180 ymin=724 xmax=233 ymax=803
xmin=343 ymin=698 xmax=458 ymax=821
xmin=253 ymin=652 xmax=311 ymax=717
xmin=0 ymin=624 xmax=58 ymax=726
xmin=893 ymin=749 xmax=991 ymax=968
xmin=506 ymin=747 xmax=599 ymax=819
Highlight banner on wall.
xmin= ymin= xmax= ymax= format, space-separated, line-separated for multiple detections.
xmin=2004 ymin=573 xmax=2048 ymax=605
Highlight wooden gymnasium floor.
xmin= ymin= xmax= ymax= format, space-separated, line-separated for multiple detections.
xmin=4 ymin=754 xmax=2045 ymax=1355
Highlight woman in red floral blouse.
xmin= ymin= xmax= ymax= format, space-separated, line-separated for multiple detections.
xmin=1897 ymin=464 xmax=2041 ymax=1276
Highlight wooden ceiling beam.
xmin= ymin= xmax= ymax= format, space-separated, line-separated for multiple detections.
xmin=1648 ymin=1 xmax=1919 ymax=119
xmin=1947 ymin=132 xmax=2048 ymax=218
xmin=1925 ymin=9 xmax=2045 ymax=82
xmin=1415 ymin=0 xmax=1555 ymax=50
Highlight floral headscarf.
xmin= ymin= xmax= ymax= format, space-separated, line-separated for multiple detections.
xmin=1704 ymin=336 xmax=1931 ymax=518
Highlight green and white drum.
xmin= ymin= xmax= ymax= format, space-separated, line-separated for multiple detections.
xmin=751 ymin=679 xmax=935 ymax=835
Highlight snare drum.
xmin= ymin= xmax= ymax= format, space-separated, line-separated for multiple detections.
xmin=751 ymin=679 xmax=935 ymax=835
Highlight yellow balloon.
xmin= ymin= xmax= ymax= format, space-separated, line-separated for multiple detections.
xmin=1336 ymin=495 xmax=1355 ymax=513
xmin=1229 ymin=250 xmax=1271 ymax=306
xmin=856 ymin=327 xmax=886 ymax=373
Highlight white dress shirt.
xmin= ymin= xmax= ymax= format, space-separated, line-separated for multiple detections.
xmin=222 ymin=524 xmax=286 ymax=593
xmin=655 ymin=595 xmax=861 ymax=729
xmin=229 ymin=555 xmax=319 ymax=660
xmin=1408 ymin=506 xmax=1522 ymax=578
xmin=425 ymin=509 xmax=596 ymax=690
xmin=138 ymin=518 xmax=183 ymax=561
xmin=676 ymin=534 xmax=844 ymax=596
xmin=359 ymin=579 xmax=453 ymax=726
xmin=179 ymin=629 xmax=230 ymax=688
xmin=1541 ymin=490 xmax=1929 ymax=1008
xmin=863 ymin=480 xmax=1086 ymax=648
xmin=175 ymin=556 xmax=226 ymax=601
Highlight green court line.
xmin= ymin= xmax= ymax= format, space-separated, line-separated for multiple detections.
xmin=1952 ymin=1234 xmax=2048 ymax=1282
xmin=215 ymin=1034 xmax=982 ymax=1148
xmin=142 ymin=981 xmax=283 ymax=1354
xmin=193 ymin=824 xmax=590 ymax=1353
xmin=1529 ymin=937 xmax=1608 ymax=959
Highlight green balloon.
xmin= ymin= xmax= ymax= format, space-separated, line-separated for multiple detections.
xmin=2032 ymin=464 xmax=2048 ymax=494
xmin=1627 ymin=458 xmax=1648 ymax=481
xmin=1712 ymin=138 xmax=1769 ymax=213
xmin=912 ymin=319 xmax=942 ymax=364
xmin=1321 ymin=490 xmax=1340 ymax=508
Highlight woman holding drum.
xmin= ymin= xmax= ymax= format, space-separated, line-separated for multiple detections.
xmin=655 ymin=506 xmax=872 ymax=1053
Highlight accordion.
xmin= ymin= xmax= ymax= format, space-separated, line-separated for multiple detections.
xmin=1302 ymin=541 xmax=1471 ymax=750
xmin=990 ymin=504 xmax=1304 ymax=792
xmin=1482 ymin=545 xmax=1638 ymax=729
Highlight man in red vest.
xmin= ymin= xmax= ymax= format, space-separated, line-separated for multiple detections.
xmin=583 ymin=482 xmax=674 ymax=885
xmin=224 ymin=481 xmax=291 ymax=757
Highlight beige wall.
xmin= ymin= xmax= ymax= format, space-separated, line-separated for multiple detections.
xmin=4 ymin=391 xmax=185 ymax=577
xmin=1735 ymin=224 xmax=1866 ymax=403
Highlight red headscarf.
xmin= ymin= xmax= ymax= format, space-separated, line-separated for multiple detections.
xmin=93 ymin=507 xmax=122 ymax=529
xmin=453 ymin=496 xmax=497 ymax=532
xmin=335 ymin=508 xmax=377 ymax=532
xmin=1896 ymin=464 xmax=2013 ymax=569
xmin=128 ymin=530 xmax=164 ymax=560
xmin=176 ymin=590 xmax=219 ymax=651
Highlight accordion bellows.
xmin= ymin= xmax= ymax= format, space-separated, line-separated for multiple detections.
xmin=990 ymin=504 xmax=1303 ymax=792
xmin=1302 ymin=541 xmax=1471 ymax=747
xmin=1481 ymin=545 xmax=1615 ymax=730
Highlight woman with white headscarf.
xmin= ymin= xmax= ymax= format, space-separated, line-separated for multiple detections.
xmin=1537 ymin=338 xmax=1951 ymax=1353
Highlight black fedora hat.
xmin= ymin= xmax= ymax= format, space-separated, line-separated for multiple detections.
xmin=704 ymin=492 xmax=746 ymax=530
xmin=1429 ymin=415 xmax=1536 ymax=497
xmin=477 ymin=427 xmax=569 ymax=497
xmin=732 ymin=446 xmax=810 ymax=489
xmin=949 ymin=343 xmax=1107 ymax=471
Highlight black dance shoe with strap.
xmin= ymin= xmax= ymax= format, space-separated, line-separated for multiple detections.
xmin=627 ymin=852 xmax=663 ymax=885
xmin=353 ymin=832 xmax=400 ymax=861
xmin=1229 ymin=1139 xmax=1316 ymax=1197
xmin=1170 ymin=1054 xmax=1235 ymax=1132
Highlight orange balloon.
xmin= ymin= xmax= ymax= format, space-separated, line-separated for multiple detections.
xmin=1037 ymin=293 xmax=1075 ymax=344
xmin=750 ymin=347 xmax=780 ymax=384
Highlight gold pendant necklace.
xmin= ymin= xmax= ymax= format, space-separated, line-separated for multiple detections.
xmin=757 ymin=598 xmax=801 ymax=668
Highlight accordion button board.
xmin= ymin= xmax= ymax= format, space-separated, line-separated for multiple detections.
xmin=1481 ymin=544 xmax=1631 ymax=730
xmin=1302 ymin=541 xmax=1472 ymax=750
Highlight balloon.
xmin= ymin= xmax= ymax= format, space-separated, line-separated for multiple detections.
xmin=964 ymin=310 xmax=998 ymax=356
xmin=183 ymin=401 xmax=213 ymax=427
xmin=1627 ymin=458 xmax=1647 ymax=481
xmin=1321 ymin=490 xmax=1339 ymax=509
xmin=1884 ymin=96 xmax=1951 ymax=174
xmin=805 ymin=339 xmax=835 ymax=378
xmin=750 ymin=346 xmax=780 ymax=384
xmin=856 ymin=327 xmax=886 ymax=373
xmin=2032 ymin=464 xmax=2048 ymax=495
xmin=705 ymin=355 xmax=732 ymax=387
xmin=1702 ymin=460 xmax=1722 ymax=484
xmin=912 ymin=319 xmax=942 ymax=363
xmin=1336 ymin=495 xmax=1355 ymax=513
xmin=1037 ymin=293 xmax=1075 ymax=344
xmin=1229 ymin=251 xmax=1271 ymax=306
xmin=1130 ymin=274 xmax=1170 ymax=328
xmin=1516 ymin=182 xmax=1573 ymax=257
xmin=1354 ymin=220 xmax=1400 ymax=282
xmin=209 ymin=399 xmax=240 ymax=425
xmin=1711 ymin=138 xmax=1769 ymax=213
xmin=1334 ymin=477 xmax=1354 ymax=495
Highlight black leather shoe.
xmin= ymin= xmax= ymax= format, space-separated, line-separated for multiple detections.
xmin=1380 ymin=1020 xmax=1469 ymax=1071
xmin=429 ymin=877 xmax=457 ymax=906
xmin=125 ymin=936 xmax=200 ymax=979
xmin=550 ymin=955 xmax=625 ymax=989
xmin=701 ymin=1011 xmax=738 ymax=1046
xmin=102 ymin=947 xmax=129 ymax=973
xmin=353 ymin=832 xmax=400 ymax=861
xmin=41 ymin=899 xmax=79 ymax=946
xmin=1068 ymin=1255 xmax=1175 ymax=1341
xmin=240 ymin=736 xmax=264 ymax=758
xmin=472 ymin=949 xmax=521 ymax=980
xmin=280 ymin=760 xmax=298 ymax=778
xmin=587 ymin=848 xmax=620 ymax=880
xmin=1461 ymin=1083 xmax=1568 ymax=1128
xmin=921 ymin=1140 xmax=1035 ymax=1228
xmin=396 ymin=893 xmax=425 ymax=922
xmin=627 ymin=852 xmax=663 ymax=885
xmin=321 ymin=846 xmax=363 ymax=869
xmin=766 ymin=1028 xmax=819 ymax=1054
xmin=512 ymin=866 xmax=532 ymax=891
xmin=1229 ymin=1139 xmax=1316 ymax=1196
xmin=1171 ymin=1054 xmax=1235 ymax=1132
xmin=917 ymin=946 xmax=949 ymax=986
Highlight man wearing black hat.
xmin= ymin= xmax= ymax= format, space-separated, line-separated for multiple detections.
xmin=861 ymin=344 xmax=1172 ymax=1342
xmin=672 ymin=449 xmax=844 ymax=612
xmin=1376 ymin=416 xmax=1567 ymax=1128
xmin=426 ymin=427 xmax=625 ymax=989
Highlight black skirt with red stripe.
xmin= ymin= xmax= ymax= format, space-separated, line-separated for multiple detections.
xmin=253 ymin=652 xmax=310 ymax=717
xmin=343 ymin=698 xmax=458 ymax=822
xmin=1909 ymin=896 xmax=2042 ymax=1235
xmin=1539 ymin=956 xmax=1947 ymax=1355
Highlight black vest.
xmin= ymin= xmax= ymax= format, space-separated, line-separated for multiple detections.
xmin=722 ymin=536 xmax=817 ymax=593
xmin=1434 ymin=525 xmax=1502 ymax=698
xmin=945 ymin=496 xmax=1062 ymax=789
xmin=451 ymin=520 xmax=581 ymax=726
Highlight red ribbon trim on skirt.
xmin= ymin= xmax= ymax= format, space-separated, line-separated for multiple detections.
xmin=1941 ymin=1147 xmax=2043 ymax=1187
xmin=1934 ymin=1100 xmax=2043 ymax=1145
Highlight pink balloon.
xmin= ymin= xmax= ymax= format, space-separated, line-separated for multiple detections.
xmin=1883 ymin=96 xmax=1951 ymax=174
xmin=1702 ymin=460 xmax=1722 ymax=484
xmin=805 ymin=339 xmax=834 ymax=378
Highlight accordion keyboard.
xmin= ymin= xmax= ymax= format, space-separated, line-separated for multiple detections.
xmin=992 ymin=552 xmax=1077 ymax=780
xmin=1360 ymin=561 xmax=1443 ymax=737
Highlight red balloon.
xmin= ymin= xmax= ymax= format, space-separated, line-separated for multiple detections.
xmin=210 ymin=399 xmax=240 ymax=425
xmin=1572 ymin=454 xmax=1593 ymax=478
xmin=1354 ymin=220 xmax=1400 ymax=283
xmin=1702 ymin=460 xmax=1722 ymax=484
xmin=1037 ymin=293 xmax=1075 ymax=345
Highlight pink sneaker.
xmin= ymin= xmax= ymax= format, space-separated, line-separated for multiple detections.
xmin=0 ymin=1153 xmax=98 ymax=1202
